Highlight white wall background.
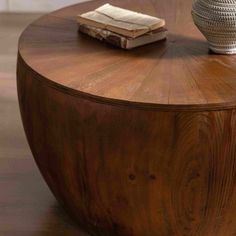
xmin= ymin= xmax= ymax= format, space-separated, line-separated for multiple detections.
xmin=0 ymin=0 xmax=8 ymax=11
xmin=0 ymin=0 xmax=88 ymax=12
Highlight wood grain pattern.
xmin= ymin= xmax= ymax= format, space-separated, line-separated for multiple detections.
xmin=17 ymin=0 xmax=236 ymax=235
xmin=18 ymin=0 xmax=236 ymax=111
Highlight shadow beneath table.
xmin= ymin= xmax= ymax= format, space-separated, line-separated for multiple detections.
xmin=37 ymin=202 xmax=90 ymax=236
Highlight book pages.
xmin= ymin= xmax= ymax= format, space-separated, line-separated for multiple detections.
xmin=79 ymin=24 xmax=167 ymax=49
xmin=78 ymin=3 xmax=165 ymax=38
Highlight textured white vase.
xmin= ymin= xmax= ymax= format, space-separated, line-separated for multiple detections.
xmin=192 ymin=0 xmax=236 ymax=54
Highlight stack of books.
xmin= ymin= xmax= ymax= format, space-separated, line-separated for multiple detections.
xmin=77 ymin=4 xmax=167 ymax=49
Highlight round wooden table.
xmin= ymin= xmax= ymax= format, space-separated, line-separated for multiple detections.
xmin=17 ymin=0 xmax=236 ymax=235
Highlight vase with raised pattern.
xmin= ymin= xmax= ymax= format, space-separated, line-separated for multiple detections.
xmin=192 ymin=0 xmax=236 ymax=54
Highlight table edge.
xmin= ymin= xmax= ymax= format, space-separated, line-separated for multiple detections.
xmin=17 ymin=2 xmax=236 ymax=112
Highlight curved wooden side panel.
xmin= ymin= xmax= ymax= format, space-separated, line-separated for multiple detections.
xmin=17 ymin=55 xmax=236 ymax=236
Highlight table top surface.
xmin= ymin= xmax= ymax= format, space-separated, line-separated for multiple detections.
xmin=18 ymin=0 xmax=236 ymax=111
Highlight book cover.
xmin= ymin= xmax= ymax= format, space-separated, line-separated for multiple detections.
xmin=79 ymin=24 xmax=167 ymax=49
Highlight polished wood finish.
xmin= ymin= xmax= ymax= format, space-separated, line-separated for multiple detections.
xmin=17 ymin=0 xmax=236 ymax=235
xmin=18 ymin=0 xmax=236 ymax=111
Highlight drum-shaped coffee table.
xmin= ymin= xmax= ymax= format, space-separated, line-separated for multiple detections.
xmin=17 ymin=0 xmax=236 ymax=235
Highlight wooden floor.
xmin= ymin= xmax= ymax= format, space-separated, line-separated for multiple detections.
xmin=0 ymin=13 xmax=88 ymax=236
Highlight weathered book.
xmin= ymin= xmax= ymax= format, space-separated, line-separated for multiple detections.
xmin=79 ymin=24 xmax=167 ymax=49
xmin=77 ymin=4 xmax=165 ymax=38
